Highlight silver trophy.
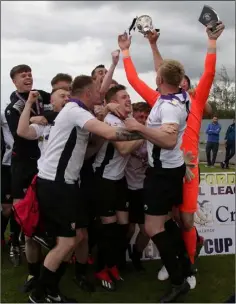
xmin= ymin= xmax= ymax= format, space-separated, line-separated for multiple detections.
xmin=129 ymin=15 xmax=159 ymax=37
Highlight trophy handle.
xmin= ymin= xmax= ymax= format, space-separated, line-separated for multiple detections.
xmin=129 ymin=17 xmax=137 ymax=35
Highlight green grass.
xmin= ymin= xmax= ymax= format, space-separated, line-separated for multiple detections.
xmin=2 ymin=163 xmax=235 ymax=303
xmin=1 ymin=252 xmax=235 ymax=303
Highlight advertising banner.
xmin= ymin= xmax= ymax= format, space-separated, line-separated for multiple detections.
xmin=129 ymin=172 xmax=235 ymax=260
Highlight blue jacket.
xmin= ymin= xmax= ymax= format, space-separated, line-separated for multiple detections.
xmin=206 ymin=122 xmax=221 ymax=143
xmin=225 ymin=123 xmax=235 ymax=143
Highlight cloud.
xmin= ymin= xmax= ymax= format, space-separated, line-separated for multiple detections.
xmin=1 ymin=1 xmax=235 ymax=110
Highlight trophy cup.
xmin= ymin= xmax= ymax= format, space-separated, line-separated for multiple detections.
xmin=129 ymin=15 xmax=160 ymax=37
xmin=198 ymin=5 xmax=220 ymax=32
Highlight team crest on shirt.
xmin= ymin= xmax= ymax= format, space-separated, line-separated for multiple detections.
xmin=38 ymin=136 xmax=44 ymax=142
xmin=71 ymin=222 xmax=76 ymax=230
xmin=144 ymin=204 xmax=148 ymax=211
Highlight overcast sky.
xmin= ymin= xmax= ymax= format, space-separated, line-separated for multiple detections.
xmin=1 ymin=1 xmax=235 ymax=111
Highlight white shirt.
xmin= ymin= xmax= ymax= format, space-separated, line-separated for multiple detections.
xmin=125 ymin=141 xmax=148 ymax=190
xmin=93 ymin=113 xmax=130 ymax=180
xmin=30 ymin=124 xmax=52 ymax=169
xmin=1 ymin=113 xmax=14 ymax=166
xmin=147 ymin=91 xmax=190 ymax=169
xmin=38 ymin=102 xmax=95 ymax=184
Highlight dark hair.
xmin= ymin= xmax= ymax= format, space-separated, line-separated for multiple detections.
xmin=51 ymin=73 xmax=72 ymax=86
xmin=184 ymin=75 xmax=191 ymax=89
xmin=10 ymin=64 xmax=31 ymax=79
xmin=71 ymin=75 xmax=93 ymax=95
xmin=212 ymin=114 xmax=218 ymax=119
xmin=105 ymin=84 xmax=126 ymax=103
xmin=132 ymin=102 xmax=151 ymax=114
xmin=51 ymin=87 xmax=70 ymax=95
xmin=91 ymin=64 xmax=105 ymax=77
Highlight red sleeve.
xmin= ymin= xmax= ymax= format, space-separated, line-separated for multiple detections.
xmin=194 ymin=53 xmax=216 ymax=109
xmin=123 ymin=56 xmax=159 ymax=108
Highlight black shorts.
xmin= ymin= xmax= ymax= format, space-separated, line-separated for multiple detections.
xmin=11 ymin=157 xmax=38 ymax=199
xmin=95 ymin=176 xmax=128 ymax=217
xmin=127 ymin=189 xmax=144 ymax=224
xmin=144 ymin=164 xmax=186 ymax=216
xmin=36 ymin=177 xmax=79 ymax=238
xmin=1 ymin=165 xmax=13 ymax=204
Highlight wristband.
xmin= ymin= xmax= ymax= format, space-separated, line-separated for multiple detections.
xmin=122 ymin=49 xmax=130 ymax=58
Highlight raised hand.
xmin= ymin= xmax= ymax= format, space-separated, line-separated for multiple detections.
xmin=207 ymin=21 xmax=225 ymax=40
xmin=118 ymin=32 xmax=132 ymax=51
xmin=146 ymin=30 xmax=160 ymax=45
xmin=27 ymin=90 xmax=39 ymax=105
xmin=111 ymin=49 xmax=120 ymax=66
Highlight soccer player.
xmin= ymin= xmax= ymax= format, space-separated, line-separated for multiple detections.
xmin=125 ymin=102 xmax=151 ymax=271
xmin=92 ymin=84 xmax=145 ymax=291
xmin=120 ymin=21 xmax=225 ymax=291
xmin=28 ymin=75 xmax=148 ymax=303
xmin=221 ymin=118 xmax=235 ymax=169
xmin=5 ymin=64 xmax=52 ymax=268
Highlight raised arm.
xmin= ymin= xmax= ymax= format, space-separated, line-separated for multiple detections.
xmin=194 ymin=22 xmax=225 ymax=109
xmin=118 ymin=32 xmax=159 ymax=107
xmin=17 ymin=91 xmax=40 ymax=139
xmin=100 ymin=50 xmax=120 ymax=95
xmin=146 ymin=30 xmax=163 ymax=72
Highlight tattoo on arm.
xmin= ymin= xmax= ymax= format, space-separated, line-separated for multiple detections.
xmin=115 ymin=128 xmax=143 ymax=141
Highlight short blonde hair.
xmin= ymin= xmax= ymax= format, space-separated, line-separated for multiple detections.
xmin=159 ymin=59 xmax=185 ymax=87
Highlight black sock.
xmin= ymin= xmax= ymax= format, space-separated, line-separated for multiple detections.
xmin=55 ymin=261 xmax=68 ymax=286
xmin=9 ymin=213 xmax=21 ymax=246
xmin=36 ymin=265 xmax=58 ymax=297
xmin=1 ymin=212 xmax=10 ymax=240
xmin=88 ymin=220 xmax=97 ymax=255
xmin=75 ymin=261 xmax=87 ymax=278
xmin=152 ymin=231 xmax=184 ymax=285
xmin=28 ymin=262 xmax=41 ymax=278
xmin=97 ymin=223 xmax=118 ymax=269
xmin=117 ymin=224 xmax=129 ymax=267
xmin=165 ymin=219 xmax=192 ymax=277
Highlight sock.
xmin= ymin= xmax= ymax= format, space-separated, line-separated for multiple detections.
xmin=75 ymin=261 xmax=87 ymax=278
xmin=97 ymin=223 xmax=118 ymax=269
xmin=182 ymin=227 xmax=197 ymax=264
xmin=165 ymin=219 xmax=192 ymax=277
xmin=1 ymin=212 xmax=9 ymax=240
xmin=9 ymin=213 xmax=21 ymax=246
xmin=38 ymin=265 xmax=58 ymax=296
xmin=88 ymin=220 xmax=97 ymax=255
xmin=55 ymin=261 xmax=68 ymax=286
xmin=28 ymin=262 xmax=41 ymax=279
xmin=152 ymin=231 xmax=184 ymax=285
xmin=117 ymin=224 xmax=129 ymax=268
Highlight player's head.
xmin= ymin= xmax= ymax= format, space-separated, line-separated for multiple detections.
xmin=71 ymin=75 xmax=101 ymax=106
xmin=91 ymin=64 xmax=107 ymax=81
xmin=181 ymin=75 xmax=191 ymax=91
xmin=50 ymin=88 xmax=70 ymax=112
xmin=105 ymin=84 xmax=132 ymax=116
xmin=156 ymin=59 xmax=185 ymax=93
xmin=132 ymin=102 xmax=151 ymax=125
xmin=10 ymin=64 xmax=33 ymax=92
xmin=51 ymin=73 xmax=73 ymax=91
xmin=212 ymin=115 xmax=218 ymax=123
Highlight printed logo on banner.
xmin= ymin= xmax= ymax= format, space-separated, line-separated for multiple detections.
xmin=194 ymin=200 xmax=214 ymax=226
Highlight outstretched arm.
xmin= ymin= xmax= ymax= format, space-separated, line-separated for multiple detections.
xmin=118 ymin=32 xmax=159 ymax=107
xmin=100 ymin=50 xmax=120 ymax=96
xmin=146 ymin=30 xmax=163 ymax=72
xmin=194 ymin=22 xmax=225 ymax=110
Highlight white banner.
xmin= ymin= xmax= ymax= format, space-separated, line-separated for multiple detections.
xmin=129 ymin=172 xmax=235 ymax=260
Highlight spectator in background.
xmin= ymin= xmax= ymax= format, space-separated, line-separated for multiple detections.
xmin=51 ymin=73 xmax=72 ymax=91
xmin=221 ymin=118 xmax=235 ymax=169
xmin=205 ymin=115 xmax=221 ymax=167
